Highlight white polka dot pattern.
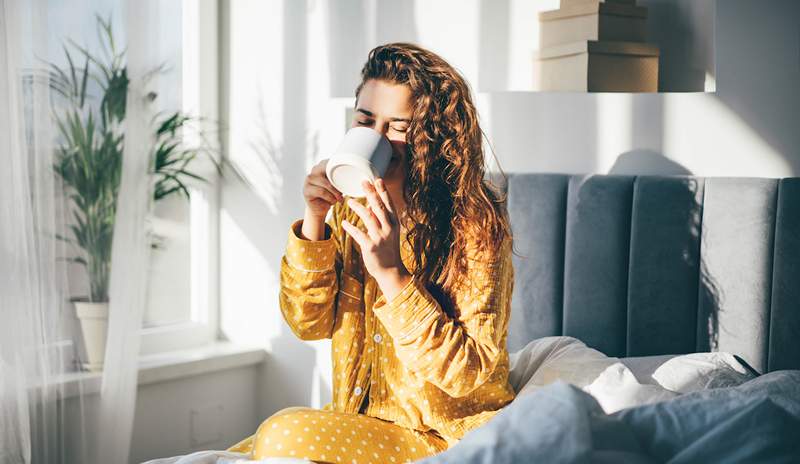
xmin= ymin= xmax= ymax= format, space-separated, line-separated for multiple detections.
xmin=261 ymin=198 xmax=516 ymax=454
xmin=229 ymin=407 xmax=448 ymax=462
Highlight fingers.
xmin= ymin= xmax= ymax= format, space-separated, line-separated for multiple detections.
xmin=374 ymin=178 xmax=395 ymax=216
xmin=362 ymin=180 xmax=392 ymax=230
xmin=341 ymin=219 xmax=370 ymax=249
xmin=306 ymin=183 xmax=339 ymax=205
xmin=347 ymin=197 xmax=382 ymax=240
xmin=307 ymin=177 xmax=344 ymax=203
xmin=314 ymin=159 xmax=344 ymax=199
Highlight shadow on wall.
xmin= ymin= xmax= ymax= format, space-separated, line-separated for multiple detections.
xmin=488 ymin=92 xmax=600 ymax=174
xmin=646 ymin=0 xmax=799 ymax=175
xmin=674 ymin=178 xmax=723 ymax=354
xmin=376 ymin=0 xmax=419 ymax=44
xmin=327 ymin=0 xmax=420 ymax=97
xmin=608 ymin=149 xmax=692 ymax=176
xmin=259 ymin=331 xmax=324 ymax=414
xmin=220 ymin=174 xmax=319 ymax=407
xmin=478 ymin=0 xmax=510 ymax=91
xmin=714 ymin=0 xmax=800 ymax=176
xmin=640 ymin=0 xmax=716 ymax=92
xmin=219 ymin=0 xmax=331 ymax=420
xmin=618 ymin=0 xmax=799 ymax=177
xmin=606 ymin=151 xmax=723 ymax=353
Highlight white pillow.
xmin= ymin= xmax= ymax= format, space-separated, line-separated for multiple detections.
xmin=649 ymin=352 xmax=757 ymax=393
xmin=618 ymin=354 xmax=677 ymax=383
xmin=508 ymin=337 xmax=757 ymax=414
xmin=508 ymin=336 xmax=616 ymax=396
xmin=509 ymin=337 xmax=676 ymax=412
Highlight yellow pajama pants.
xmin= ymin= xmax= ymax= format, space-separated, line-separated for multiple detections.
xmin=226 ymin=407 xmax=449 ymax=463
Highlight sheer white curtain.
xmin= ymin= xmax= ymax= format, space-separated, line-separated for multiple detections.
xmin=94 ymin=0 xmax=157 ymax=461
xmin=0 ymin=0 xmax=156 ymax=462
xmin=0 ymin=0 xmax=65 ymax=462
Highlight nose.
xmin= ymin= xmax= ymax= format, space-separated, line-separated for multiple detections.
xmin=374 ymin=124 xmax=390 ymax=138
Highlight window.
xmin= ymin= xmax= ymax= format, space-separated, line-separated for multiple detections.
xmin=139 ymin=0 xmax=220 ymax=355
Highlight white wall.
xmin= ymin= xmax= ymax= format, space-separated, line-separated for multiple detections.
xmin=486 ymin=0 xmax=799 ymax=177
xmin=218 ymin=0 xmax=800 ymax=426
xmin=62 ymin=365 xmax=260 ymax=463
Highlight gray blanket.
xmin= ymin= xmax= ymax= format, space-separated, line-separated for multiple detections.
xmin=420 ymin=371 xmax=800 ymax=464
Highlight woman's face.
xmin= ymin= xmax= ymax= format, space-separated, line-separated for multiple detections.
xmin=352 ymin=79 xmax=412 ymax=198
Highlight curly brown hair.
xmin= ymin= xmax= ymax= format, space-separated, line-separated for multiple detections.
xmin=355 ymin=42 xmax=513 ymax=295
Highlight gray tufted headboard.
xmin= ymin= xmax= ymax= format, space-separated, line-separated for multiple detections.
xmin=504 ymin=174 xmax=800 ymax=374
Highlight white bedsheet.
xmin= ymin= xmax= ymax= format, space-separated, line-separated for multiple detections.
xmin=140 ymin=450 xmax=309 ymax=464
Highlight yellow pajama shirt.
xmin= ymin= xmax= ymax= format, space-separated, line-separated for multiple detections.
xmin=227 ymin=197 xmax=516 ymax=462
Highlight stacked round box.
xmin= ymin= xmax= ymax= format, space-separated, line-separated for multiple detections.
xmin=534 ymin=0 xmax=660 ymax=92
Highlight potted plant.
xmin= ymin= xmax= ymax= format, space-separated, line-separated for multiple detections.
xmin=50 ymin=16 xmax=220 ymax=371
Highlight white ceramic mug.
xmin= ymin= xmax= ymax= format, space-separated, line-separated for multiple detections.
xmin=325 ymin=126 xmax=393 ymax=198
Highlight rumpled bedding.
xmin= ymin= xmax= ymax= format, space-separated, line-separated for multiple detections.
xmin=142 ymin=336 xmax=800 ymax=463
xmin=141 ymin=452 xmax=309 ymax=464
xmin=418 ymin=371 xmax=800 ymax=463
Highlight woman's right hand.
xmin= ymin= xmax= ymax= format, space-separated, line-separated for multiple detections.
xmin=303 ymin=158 xmax=345 ymax=219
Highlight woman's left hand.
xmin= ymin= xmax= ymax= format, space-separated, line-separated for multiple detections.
xmin=342 ymin=178 xmax=412 ymax=300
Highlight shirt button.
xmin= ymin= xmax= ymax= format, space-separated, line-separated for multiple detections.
xmin=354 ymin=386 xmax=363 ymax=395
xmin=373 ymin=334 xmax=383 ymax=343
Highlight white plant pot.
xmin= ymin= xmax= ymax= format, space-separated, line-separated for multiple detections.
xmin=75 ymin=301 xmax=109 ymax=372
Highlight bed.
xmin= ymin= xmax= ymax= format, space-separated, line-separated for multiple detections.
xmin=145 ymin=174 xmax=800 ymax=463
xmin=418 ymin=173 xmax=800 ymax=463
xmin=504 ymin=173 xmax=799 ymax=370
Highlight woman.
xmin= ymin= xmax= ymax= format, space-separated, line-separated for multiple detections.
xmin=227 ymin=42 xmax=516 ymax=463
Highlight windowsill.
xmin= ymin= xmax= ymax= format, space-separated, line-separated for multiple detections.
xmin=50 ymin=342 xmax=266 ymax=399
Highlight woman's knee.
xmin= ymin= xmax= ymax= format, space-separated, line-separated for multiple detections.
xmin=253 ymin=408 xmax=320 ymax=458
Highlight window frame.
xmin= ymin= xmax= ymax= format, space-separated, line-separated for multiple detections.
xmin=139 ymin=0 xmax=221 ymax=355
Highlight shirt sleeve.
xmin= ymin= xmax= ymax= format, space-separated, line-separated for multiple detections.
xmin=279 ymin=203 xmax=343 ymax=340
xmin=371 ymin=237 xmax=514 ymax=398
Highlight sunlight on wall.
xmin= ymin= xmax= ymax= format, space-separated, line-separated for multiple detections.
xmin=307 ymin=0 xmax=353 ymax=168
xmin=597 ymin=94 xmax=633 ymax=172
xmin=217 ymin=0 xmax=797 ymax=419
xmin=704 ymin=72 xmax=717 ymax=93
xmin=189 ymin=187 xmax=210 ymax=324
xmin=181 ymin=0 xmax=199 ymax=118
xmin=220 ymin=0 xmax=291 ymax=351
xmin=220 ymin=0 xmax=287 ymax=346
xmin=222 ymin=0 xmax=341 ymax=411
xmin=219 ymin=208 xmax=281 ymax=345
xmin=227 ymin=0 xmax=285 ymax=215
xmin=307 ymin=0 xmax=330 ymax=171
xmin=309 ymin=344 xmax=333 ymax=408
xmin=413 ymin=0 xmax=480 ymax=86
xmin=663 ymin=94 xmax=792 ymax=177
xmin=508 ymin=0 xmax=558 ymax=90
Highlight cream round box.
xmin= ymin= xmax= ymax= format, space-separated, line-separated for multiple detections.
xmin=325 ymin=126 xmax=393 ymax=198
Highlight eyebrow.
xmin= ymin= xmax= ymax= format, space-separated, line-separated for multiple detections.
xmin=356 ymin=108 xmax=411 ymax=123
